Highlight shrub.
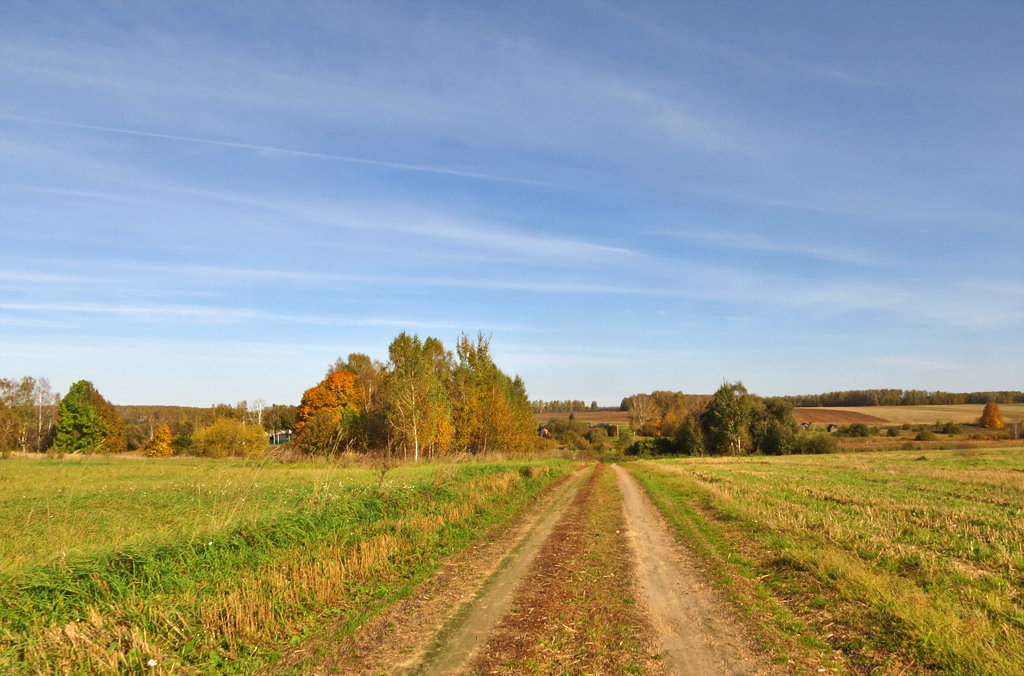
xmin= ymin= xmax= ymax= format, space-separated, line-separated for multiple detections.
xmin=979 ymin=402 xmax=1004 ymax=429
xmin=794 ymin=431 xmax=838 ymax=454
xmin=625 ymin=437 xmax=674 ymax=456
xmin=915 ymin=430 xmax=937 ymax=442
xmin=937 ymin=421 xmax=961 ymax=435
xmin=841 ymin=423 xmax=871 ymax=437
xmin=561 ymin=430 xmax=590 ymax=451
xmin=192 ymin=418 xmax=268 ymax=457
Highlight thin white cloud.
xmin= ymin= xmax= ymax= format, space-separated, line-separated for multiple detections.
xmin=2 ymin=115 xmax=566 ymax=189
xmin=0 ymin=300 xmax=525 ymax=333
xmin=876 ymin=357 xmax=958 ymax=371
xmin=659 ymin=228 xmax=889 ymax=267
xmin=0 ymin=302 xmax=259 ymax=323
xmin=598 ymin=1 xmax=877 ymax=88
xmin=0 ymin=182 xmax=144 ymax=204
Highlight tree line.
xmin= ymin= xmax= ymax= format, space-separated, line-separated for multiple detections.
xmin=623 ymin=383 xmax=836 ymax=456
xmin=1 ymin=332 xmax=536 ymax=461
xmin=529 ymin=400 xmax=603 ymax=414
xmin=781 ymin=389 xmax=1024 ymax=407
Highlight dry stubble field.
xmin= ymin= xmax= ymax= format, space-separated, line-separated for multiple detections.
xmin=4 ymin=445 xmax=1024 ymax=674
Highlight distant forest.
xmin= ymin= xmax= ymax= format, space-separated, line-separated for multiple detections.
xmin=530 ymin=389 xmax=1024 ymax=414
xmin=778 ymin=389 xmax=1024 ymax=407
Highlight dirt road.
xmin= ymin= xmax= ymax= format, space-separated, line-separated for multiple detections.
xmin=280 ymin=463 xmax=768 ymax=675
xmin=614 ymin=464 xmax=765 ymax=675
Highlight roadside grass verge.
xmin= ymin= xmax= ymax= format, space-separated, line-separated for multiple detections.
xmin=0 ymin=456 xmax=577 ymax=674
xmin=471 ymin=464 xmax=659 ymax=674
xmin=626 ymin=448 xmax=1024 ymax=675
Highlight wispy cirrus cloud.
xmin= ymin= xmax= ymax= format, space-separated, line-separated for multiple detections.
xmin=876 ymin=357 xmax=958 ymax=371
xmin=658 ymin=228 xmax=889 ymax=266
xmin=1 ymin=115 xmax=566 ymax=189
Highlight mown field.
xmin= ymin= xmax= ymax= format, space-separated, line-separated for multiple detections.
xmin=627 ymin=448 xmax=1024 ymax=675
xmin=0 ymin=455 xmax=577 ymax=674
xmin=795 ymin=404 xmax=1024 ymax=426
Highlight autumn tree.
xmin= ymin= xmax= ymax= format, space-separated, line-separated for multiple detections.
xmin=1 ymin=377 xmax=35 ymax=454
xmin=55 ymin=381 xmax=124 ymax=454
xmin=450 ymin=332 xmax=534 ymax=454
xmin=1 ymin=377 xmax=59 ymax=455
xmin=627 ymin=393 xmax=659 ymax=436
xmin=979 ymin=402 xmax=1004 ymax=429
xmin=328 ymin=353 xmax=384 ymax=408
xmin=296 ymin=371 xmax=364 ymax=454
xmin=382 ymin=333 xmax=453 ymax=462
xmin=142 ymin=423 xmax=174 ymax=457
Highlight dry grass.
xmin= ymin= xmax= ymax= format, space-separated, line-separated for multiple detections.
xmin=797 ymin=404 xmax=1024 ymax=426
xmin=628 ymin=448 xmax=1024 ymax=675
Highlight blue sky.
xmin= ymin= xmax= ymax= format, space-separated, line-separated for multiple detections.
xmin=1 ymin=1 xmax=1022 ymax=406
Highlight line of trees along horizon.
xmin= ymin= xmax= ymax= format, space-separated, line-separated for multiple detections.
xmin=2 ymin=332 xmax=535 ymax=460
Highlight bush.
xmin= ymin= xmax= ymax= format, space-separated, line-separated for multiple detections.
xmin=915 ymin=430 xmax=937 ymax=442
xmin=625 ymin=437 xmax=674 ymax=456
xmin=979 ymin=402 xmax=1004 ymax=429
xmin=841 ymin=423 xmax=871 ymax=437
xmin=937 ymin=421 xmax=961 ymax=435
xmin=793 ymin=431 xmax=838 ymax=454
xmin=192 ymin=418 xmax=268 ymax=457
xmin=560 ymin=430 xmax=591 ymax=451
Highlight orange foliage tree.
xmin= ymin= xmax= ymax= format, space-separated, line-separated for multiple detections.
xmin=979 ymin=402 xmax=1004 ymax=429
xmin=296 ymin=371 xmax=364 ymax=452
xmin=143 ymin=423 xmax=174 ymax=457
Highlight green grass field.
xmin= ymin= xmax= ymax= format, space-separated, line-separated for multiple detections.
xmin=627 ymin=448 xmax=1024 ymax=674
xmin=0 ymin=455 xmax=577 ymax=674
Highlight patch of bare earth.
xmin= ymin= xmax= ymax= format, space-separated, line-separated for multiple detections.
xmin=264 ymin=467 xmax=587 ymax=675
xmin=470 ymin=464 xmax=662 ymax=675
xmin=614 ymin=464 xmax=776 ymax=676
xmin=793 ymin=409 xmax=888 ymax=425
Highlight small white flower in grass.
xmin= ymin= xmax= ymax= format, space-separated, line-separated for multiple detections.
xmin=146 ymin=658 xmax=158 ymax=667
xmin=208 ymin=541 xmax=213 ymax=546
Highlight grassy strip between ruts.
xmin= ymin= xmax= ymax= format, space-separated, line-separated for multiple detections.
xmin=470 ymin=463 xmax=660 ymax=675
xmin=626 ymin=449 xmax=1024 ymax=675
xmin=0 ymin=458 xmax=578 ymax=674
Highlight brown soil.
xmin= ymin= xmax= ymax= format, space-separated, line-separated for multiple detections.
xmin=614 ymin=464 xmax=771 ymax=675
xmin=469 ymin=464 xmax=662 ymax=675
xmin=793 ymin=408 xmax=888 ymax=424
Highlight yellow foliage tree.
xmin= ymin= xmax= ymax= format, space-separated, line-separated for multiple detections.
xmin=979 ymin=402 xmax=1004 ymax=429
xmin=143 ymin=423 xmax=174 ymax=457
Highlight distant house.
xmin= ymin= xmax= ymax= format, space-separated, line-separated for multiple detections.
xmin=270 ymin=429 xmax=294 ymax=444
